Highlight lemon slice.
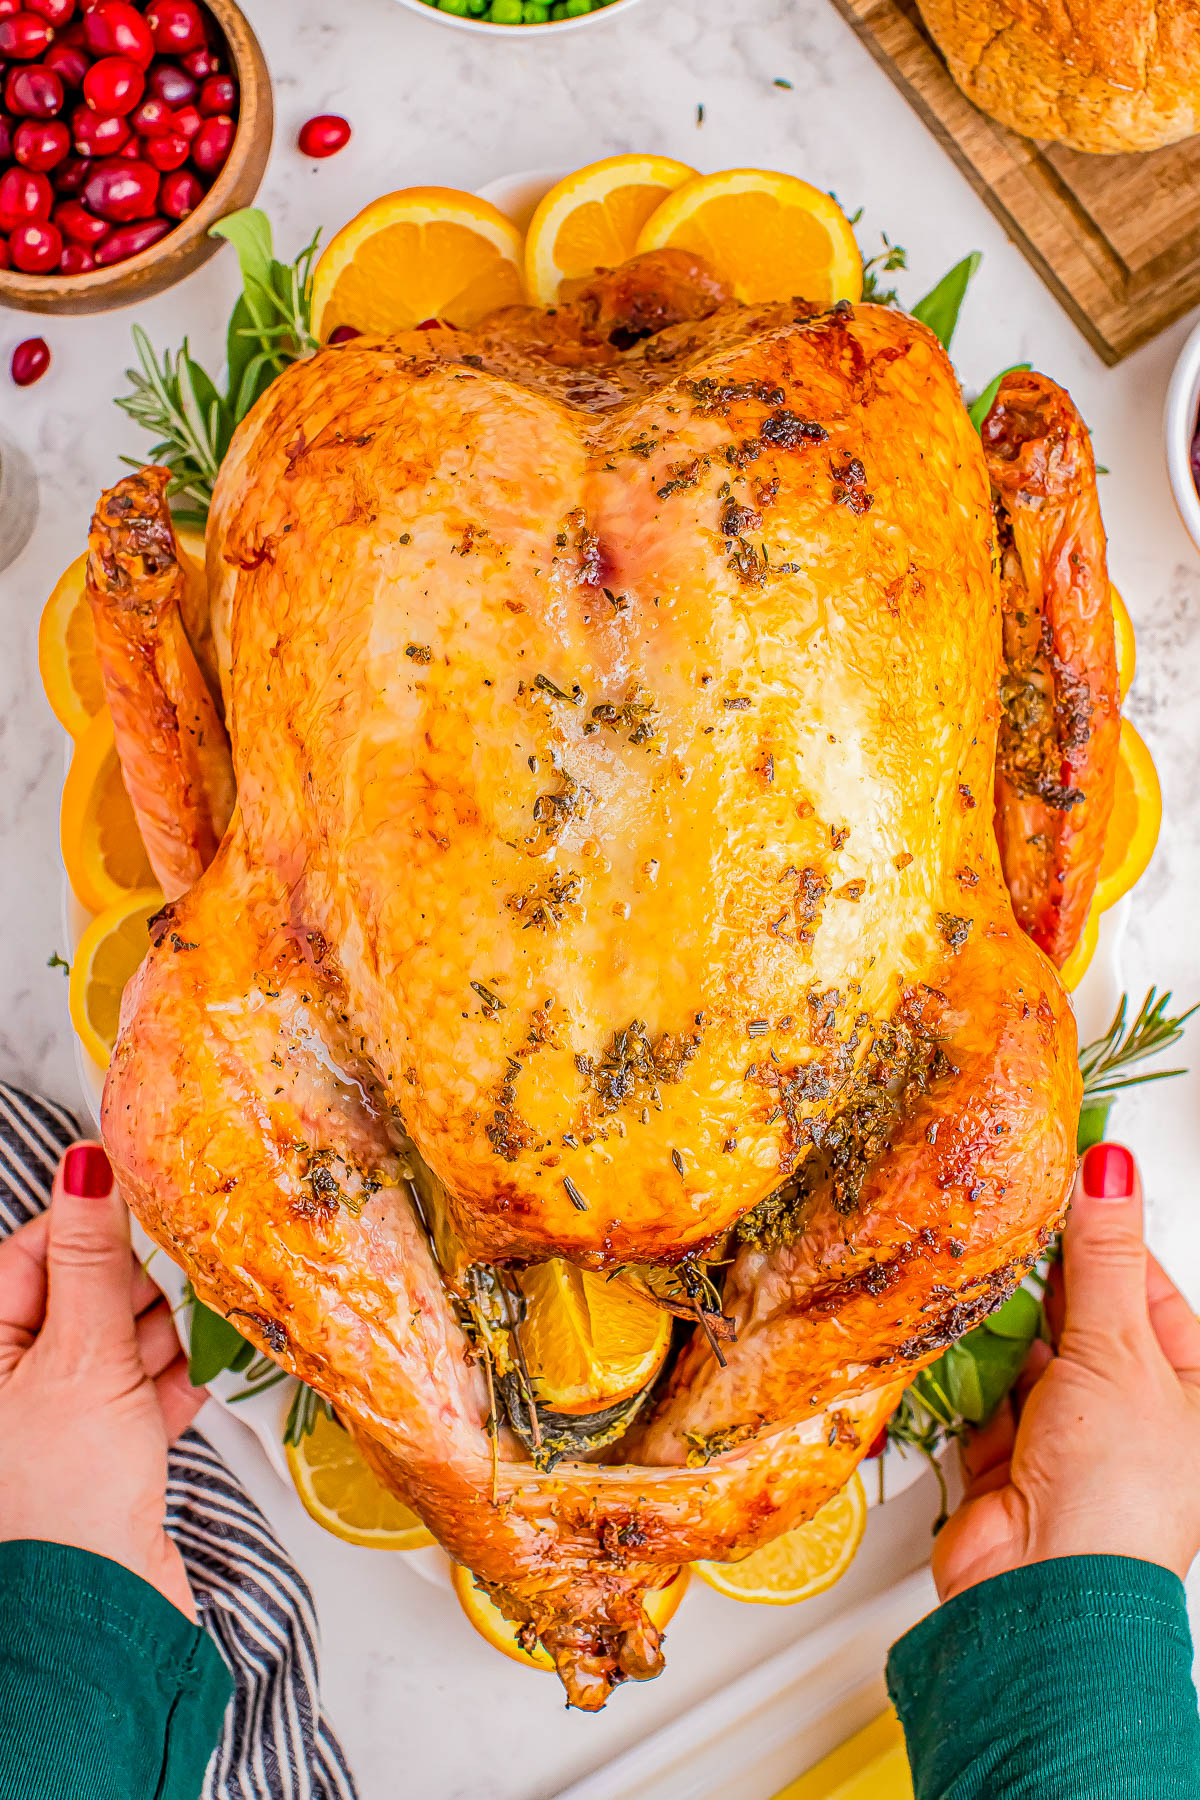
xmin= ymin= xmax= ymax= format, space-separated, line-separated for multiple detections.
xmin=311 ymin=188 xmax=526 ymax=342
xmin=39 ymin=553 xmax=105 ymax=742
xmin=692 ymin=1471 xmax=866 ymax=1604
xmin=1059 ymin=901 xmax=1099 ymax=991
xmin=523 ymin=153 xmax=698 ymax=304
xmin=1093 ymin=718 xmax=1161 ymax=914
xmin=516 ymin=1260 xmax=672 ymax=1414
xmin=451 ymin=1564 xmax=689 ymax=1671
xmin=635 ymin=169 xmax=862 ymax=307
xmin=286 ymin=1406 xmax=436 ymax=1550
xmin=1111 ymin=583 xmax=1135 ymax=701
xmin=68 ymin=887 xmax=163 ymax=1071
xmin=61 ymin=709 xmax=155 ymax=916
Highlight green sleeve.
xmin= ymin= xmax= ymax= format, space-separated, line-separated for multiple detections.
xmin=887 ymin=1555 xmax=1200 ymax=1800
xmin=0 ymin=1539 xmax=232 ymax=1800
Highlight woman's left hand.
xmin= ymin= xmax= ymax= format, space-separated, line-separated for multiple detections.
xmin=0 ymin=1141 xmax=207 ymax=1618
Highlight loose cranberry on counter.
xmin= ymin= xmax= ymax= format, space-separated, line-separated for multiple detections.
xmin=82 ymin=150 xmax=155 ymax=218
xmin=9 ymin=214 xmax=60 ymax=267
xmin=145 ymin=59 xmax=193 ymax=105
xmin=54 ymin=193 xmax=103 ymax=238
xmin=82 ymin=50 xmax=141 ymax=112
xmin=0 ymin=13 xmax=54 ymax=59
xmin=83 ymin=1 xmax=151 ymax=66
xmin=196 ymin=70 xmax=230 ymax=114
xmin=53 ymin=148 xmax=87 ymax=189
xmin=157 ymin=160 xmax=197 ymax=215
xmin=328 ymin=324 xmax=360 ymax=344
xmin=130 ymin=93 xmax=170 ymax=132
xmin=13 ymin=113 xmax=67 ymax=163
xmin=169 ymin=98 xmax=197 ymax=137
xmin=6 ymin=61 xmax=63 ymax=114
xmin=180 ymin=45 xmax=215 ymax=78
xmin=93 ymin=211 xmax=166 ymax=261
xmin=70 ymin=101 xmax=126 ymax=152
xmin=11 ymin=334 xmax=50 ymax=382
xmin=190 ymin=107 xmax=227 ymax=172
xmin=145 ymin=0 xmax=204 ymax=54
xmin=298 ymin=114 xmax=349 ymax=159
xmin=27 ymin=0 xmax=75 ymax=23
xmin=0 ymin=161 xmax=50 ymax=226
xmin=58 ymin=238 xmax=90 ymax=269
xmin=42 ymin=35 xmax=85 ymax=82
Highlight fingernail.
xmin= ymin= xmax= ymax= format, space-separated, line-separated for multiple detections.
xmin=63 ymin=1144 xmax=112 ymax=1198
xmin=1081 ymin=1141 xmax=1135 ymax=1200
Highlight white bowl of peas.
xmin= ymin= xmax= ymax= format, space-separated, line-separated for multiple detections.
xmin=393 ymin=0 xmax=645 ymax=30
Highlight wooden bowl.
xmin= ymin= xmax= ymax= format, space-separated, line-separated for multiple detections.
xmin=0 ymin=0 xmax=273 ymax=316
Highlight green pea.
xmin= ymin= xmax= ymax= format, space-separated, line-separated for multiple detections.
xmin=551 ymin=2 xmax=567 ymax=14
xmin=437 ymin=0 xmax=470 ymax=13
xmin=523 ymin=1 xmax=549 ymax=16
xmin=467 ymin=0 xmax=488 ymax=12
xmin=490 ymin=0 xmax=523 ymax=17
xmin=564 ymin=0 xmax=592 ymax=13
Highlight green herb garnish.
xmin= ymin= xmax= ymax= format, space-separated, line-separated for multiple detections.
xmin=910 ymin=251 xmax=982 ymax=352
xmin=967 ymin=362 xmax=1032 ymax=434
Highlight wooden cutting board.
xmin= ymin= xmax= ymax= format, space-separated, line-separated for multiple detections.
xmin=830 ymin=0 xmax=1200 ymax=364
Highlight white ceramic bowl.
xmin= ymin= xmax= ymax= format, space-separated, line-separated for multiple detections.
xmin=1164 ymin=316 xmax=1200 ymax=553
xmin=393 ymin=0 xmax=645 ymax=34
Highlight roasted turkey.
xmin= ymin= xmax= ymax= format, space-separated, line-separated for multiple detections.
xmin=87 ymin=249 xmax=1117 ymax=1708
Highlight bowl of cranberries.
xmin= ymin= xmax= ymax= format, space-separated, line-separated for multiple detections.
xmin=0 ymin=0 xmax=272 ymax=313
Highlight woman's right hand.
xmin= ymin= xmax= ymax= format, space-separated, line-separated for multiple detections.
xmin=932 ymin=1140 xmax=1200 ymax=1602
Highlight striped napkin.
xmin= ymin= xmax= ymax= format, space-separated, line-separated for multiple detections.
xmin=0 ymin=1081 xmax=359 ymax=1800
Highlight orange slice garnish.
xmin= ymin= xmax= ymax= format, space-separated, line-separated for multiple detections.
xmin=523 ymin=153 xmax=697 ymax=304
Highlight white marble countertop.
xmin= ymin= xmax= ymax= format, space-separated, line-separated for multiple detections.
xmin=3 ymin=0 xmax=1200 ymax=1793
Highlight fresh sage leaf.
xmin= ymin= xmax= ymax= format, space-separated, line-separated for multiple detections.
xmin=968 ymin=362 xmax=1032 ymax=434
xmin=210 ymin=206 xmax=275 ymax=292
xmin=911 ymin=251 xmax=982 ymax=351
xmin=983 ymin=1285 xmax=1041 ymax=1341
xmin=187 ymin=1292 xmax=254 ymax=1385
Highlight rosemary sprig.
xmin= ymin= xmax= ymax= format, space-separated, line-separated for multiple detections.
xmin=283 ymin=1382 xmax=334 ymax=1446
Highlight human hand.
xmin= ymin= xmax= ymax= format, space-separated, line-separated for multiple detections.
xmin=932 ymin=1140 xmax=1200 ymax=1602
xmin=0 ymin=1141 xmax=207 ymax=1618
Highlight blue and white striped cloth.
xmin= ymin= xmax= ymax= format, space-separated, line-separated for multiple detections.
xmin=0 ymin=1081 xmax=359 ymax=1800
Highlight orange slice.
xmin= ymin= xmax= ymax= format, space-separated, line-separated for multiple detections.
xmin=452 ymin=1564 xmax=689 ymax=1671
xmin=1111 ymin=583 xmax=1135 ymax=701
xmin=1093 ymin=718 xmax=1161 ymax=914
xmin=1059 ymin=902 xmax=1099 ymax=991
xmin=635 ymin=169 xmax=862 ymax=306
xmin=516 ymin=1260 xmax=672 ymax=1414
xmin=286 ymin=1407 xmax=436 ymax=1550
xmin=38 ymin=553 xmax=105 ymax=742
xmin=311 ymin=188 xmax=526 ymax=341
xmin=523 ymin=153 xmax=698 ymax=304
xmin=691 ymin=1472 xmax=866 ymax=1604
xmin=60 ymin=709 xmax=155 ymax=916
xmin=68 ymin=887 xmax=163 ymax=1070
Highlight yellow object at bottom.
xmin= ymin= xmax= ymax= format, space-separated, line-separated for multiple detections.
xmin=773 ymin=1708 xmax=913 ymax=1800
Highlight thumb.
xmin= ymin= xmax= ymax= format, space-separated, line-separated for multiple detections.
xmin=44 ymin=1142 xmax=137 ymax=1363
xmin=1061 ymin=1141 xmax=1148 ymax=1356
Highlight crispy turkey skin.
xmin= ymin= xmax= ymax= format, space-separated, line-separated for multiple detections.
xmin=92 ymin=256 xmax=1101 ymax=1707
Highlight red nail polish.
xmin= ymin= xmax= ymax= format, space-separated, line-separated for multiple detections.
xmin=1081 ymin=1141 xmax=1135 ymax=1199
xmin=62 ymin=1144 xmax=112 ymax=1198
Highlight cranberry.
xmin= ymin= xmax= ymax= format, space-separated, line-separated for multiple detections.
xmin=863 ymin=1424 xmax=889 ymax=1459
xmin=0 ymin=0 xmax=19 ymax=14
xmin=130 ymin=92 xmax=170 ymax=132
xmin=58 ymin=239 xmax=91 ymax=270
xmin=140 ymin=124 xmax=184 ymax=168
xmin=196 ymin=71 xmax=232 ymax=115
xmin=11 ymin=335 xmax=50 ymax=383
xmin=5 ymin=61 xmax=63 ymax=114
xmin=93 ymin=211 xmax=168 ymax=262
xmin=83 ymin=152 xmax=156 ymax=218
xmin=13 ymin=113 xmax=67 ymax=163
xmin=114 ymin=132 xmax=138 ymax=154
xmin=82 ymin=51 xmax=142 ymax=112
xmin=54 ymin=194 xmax=104 ymax=239
xmin=180 ymin=45 xmax=215 ymax=78
xmin=42 ymin=34 xmax=83 ymax=81
xmin=190 ymin=108 xmax=228 ymax=172
xmin=27 ymin=0 xmax=75 ymax=22
xmin=9 ymin=216 xmax=60 ymax=268
xmin=328 ymin=325 xmax=360 ymax=344
xmin=0 ymin=13 xmax=53 ymax=58
xmin=83 ymin=1 xmax=151 ymax=65
xmin=53 ymin=148 xmax=87 ymax=188
xmin=145 ymin=0 xmax=203 ymax=53
xmin=0 ymin=235 xmax=8 ymax=267
xmin=169 ymin=97 xmax=197 ymax=137
xmin=70 ymin=101 xmax=126 ymax=152
xmin=0 ymin=163 xmax=50 ymax=227
xmin=298 ymin=114 xmax=349 ymax=159
xmin=157 ymin=161 xmax=197 ymax=216
xmin=0 ymin=112 xmax=10 ymax=155
xmin=145 ymin=59 xmax=193 ymax=105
